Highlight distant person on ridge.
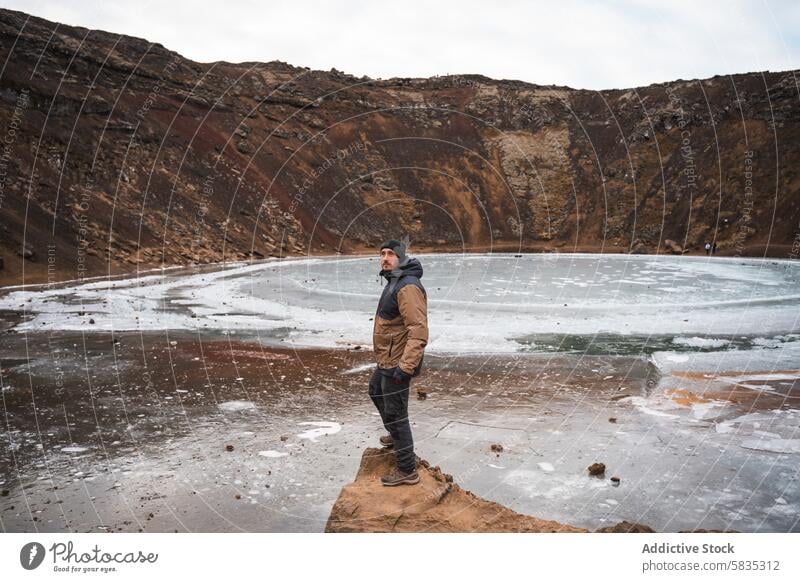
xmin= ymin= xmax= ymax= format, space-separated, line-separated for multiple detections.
xmin=368 ymin=239 xmax=429 ymax=486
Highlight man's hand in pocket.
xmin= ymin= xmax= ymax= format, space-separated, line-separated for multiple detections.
xmin=391 ymin=366 xmax=412 ymax=384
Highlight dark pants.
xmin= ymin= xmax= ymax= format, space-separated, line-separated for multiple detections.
xmin=368 ymin=367 xmax=416 ymax=474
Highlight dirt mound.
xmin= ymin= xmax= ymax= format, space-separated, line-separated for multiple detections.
xmin=325 ymin=447 xmax=588 ymax=532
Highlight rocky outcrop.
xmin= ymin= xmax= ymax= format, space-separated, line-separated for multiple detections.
xmin=327 ymin=447 xmax=652 ymax=533
xmin=325 ymin=448 xmax=586 ymax=532
xmin=2 ymin=8 xmax=798 ymax=287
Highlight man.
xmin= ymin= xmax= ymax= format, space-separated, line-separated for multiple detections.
xmin=369 ymin=239 xmax=428 ymax=486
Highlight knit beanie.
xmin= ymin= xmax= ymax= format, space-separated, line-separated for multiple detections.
xmin=379 ymin=239 xmax=406 ymax=262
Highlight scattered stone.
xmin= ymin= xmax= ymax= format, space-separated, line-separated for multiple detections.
xmin=490 ymin=443 xmax=503 ymax=453
xmin=17 ymin=244 xmax=35 ymax=261
xmin=610 ymin=476 xmax=621 ymax=485
xmin=1 ymin=489 xmax=9 ymax=496
xmin=609 ymin=417 xmax=617 ymax=423
xmin=588 ymin=462 xmax=606 ymax=476
xmin=225 ymin=444 xmax=234 ymax=452
xmin=280 ymin=435 xmax=289 ymax=441
xmin=417 ymin=389 xmax=427 ymax=400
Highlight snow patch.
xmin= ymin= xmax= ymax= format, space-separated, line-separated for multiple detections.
xmin=258 ymin=450 xmax=289 ymax=458
xmin=672 ymin=336 xmax=731 ymax=349
xmin=296 ymin=421 xmax=341 ymax=442
xmin=741 ymin=438 xmax=800 ymax=454
xmin=218 ymin=400 xmax=257 ymax=412
xmin=341 ymin=363 xmax=376 ymax=375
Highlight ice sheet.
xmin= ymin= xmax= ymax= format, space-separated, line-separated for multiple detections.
xmin=2 ymin=254 xmax=798 ymax=358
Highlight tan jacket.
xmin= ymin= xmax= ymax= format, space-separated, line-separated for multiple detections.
xmin=372 ymin=257 xmax=428 ymax=375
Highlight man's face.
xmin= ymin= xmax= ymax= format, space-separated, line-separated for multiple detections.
xmin=380 ymin=248 xmax=399 ymax=271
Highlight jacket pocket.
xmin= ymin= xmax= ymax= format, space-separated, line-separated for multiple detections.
xmin=389 ymin=330 xmax=407 ymax=364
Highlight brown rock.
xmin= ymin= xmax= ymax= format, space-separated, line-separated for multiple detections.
xmin=17 ymin=244 xmax=35 ymax=261
xmin=325 ymin=448 xmax=587 ymax=532
xmin=664 ymin=239 xmax=683 ymax=254
xmin=596 ymin=521 xmax=655 ymax=533
xmin=588 ymin=462 xmax=606 ymax=476
xmin=490 ymin=443 xmax=503 ymax=453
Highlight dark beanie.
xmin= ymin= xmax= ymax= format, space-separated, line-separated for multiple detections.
xmin=379 ymin=239 xmax=406 ymax=262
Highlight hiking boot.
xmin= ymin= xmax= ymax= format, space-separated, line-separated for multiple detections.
xmin=379 ymin=434 xmax=394 ymax=448
xmin=380 ymin=468 xmax=420 ymax=487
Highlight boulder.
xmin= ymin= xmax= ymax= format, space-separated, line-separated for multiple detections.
xmin=630 ymin=239 xmax=649 ymax=254
xmin=17 ymin=244 xmax=35 ymax=261
xmin=664 ymin=239 xmax=683 ymax=254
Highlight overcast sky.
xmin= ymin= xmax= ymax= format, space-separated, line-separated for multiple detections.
xmin=5 ymin=0 xmax=799 ymax=90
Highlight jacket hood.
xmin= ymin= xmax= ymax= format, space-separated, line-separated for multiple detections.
xmin=380 ymin=256 xmax=423 ymax=281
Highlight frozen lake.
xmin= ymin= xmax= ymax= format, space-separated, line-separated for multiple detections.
xmin=1 ymin=253 xmax=799 ymax=532
xmin=2 ymin=252 xmax=799 ymax=351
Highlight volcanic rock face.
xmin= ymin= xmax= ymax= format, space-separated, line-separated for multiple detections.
xmin=1 ymin=8 xmax=799 ymax=286
xmin=325 ymin=447 xmax=588 ymax=533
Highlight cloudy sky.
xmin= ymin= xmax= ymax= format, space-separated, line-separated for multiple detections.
xmin=5 ymin=0 xmax=799 ymax=89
